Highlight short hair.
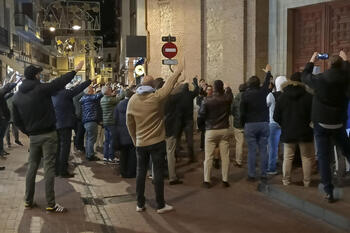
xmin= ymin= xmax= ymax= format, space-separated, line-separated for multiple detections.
xmin=213 ymin=80 xmax=224 ymax=94
xmin=101 ymin=85 xmax=110 ymax=95
xmin=290 ymin=72 xmax=301 ymax=82
xmin=154 ymin=77 xmax=165 ymax=89
xmin=125 ymin=89 xmax=134 ymax=98
xmin=247 ymin=76 xmax=260 ymax=88
xmin=330 ymin=55 xmax=343 ymax=69
xmin=238 ymin=83 xmax=247 ymax=92
xmin=84 ymin=86 xmax=91 ymax=94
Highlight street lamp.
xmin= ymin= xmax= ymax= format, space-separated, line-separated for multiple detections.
xmin=49 ymin=26 xmax=56 ymax=32
xmin=72 ymin=25 xmax=81 ymax=30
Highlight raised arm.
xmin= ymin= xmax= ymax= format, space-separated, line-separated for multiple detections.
xmin=69 ymin=80 xmax=92 ymax=97
xmin=156 ymin=64 xmax=183 ymax=99
xmin=40 ymin=61 xmax=84 ymax=96
xmin=262 ymin=64 xmax=273 ymax=91
xmin=301 ymin=52 xmax=320 ymax=89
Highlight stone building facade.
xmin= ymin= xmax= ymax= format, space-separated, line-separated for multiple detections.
xmin=122 ymin=0 xmax=349 ymax=92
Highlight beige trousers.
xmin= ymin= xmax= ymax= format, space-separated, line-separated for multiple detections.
xmin=204 ymin=128 xmax=230 ymax=182
xmin=234 ymin=127 xmax=245 ymax=165
xmin=166 ymin=136 xmax=177 ymax=181
xmin=283 ymin=142 xmax=314 ymax=187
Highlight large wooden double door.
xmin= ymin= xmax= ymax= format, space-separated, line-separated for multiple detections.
xmin=291 ymin=0 xmax=350 ymax=73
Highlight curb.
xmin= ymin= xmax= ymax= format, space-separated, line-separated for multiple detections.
xmin=258 ymin=183 xmax=350 ymax=231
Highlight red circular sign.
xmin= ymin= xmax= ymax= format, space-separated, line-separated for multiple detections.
xmin=162 ymin=42 xmax=178 ymax=59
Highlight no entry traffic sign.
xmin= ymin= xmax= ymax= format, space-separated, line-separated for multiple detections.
xmin=162 ymin=42 xmax=178 ymax=59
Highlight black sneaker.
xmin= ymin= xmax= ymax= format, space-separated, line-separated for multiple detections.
xmin=60 ymin=172 xmax=75 ymax=178
xmin=222 ymin=181 xmax=230 ymax=188
xmin=15 ymin=140 xmax=24 ymax=146
xmin=325 ymin=194 xmax=337 ymax=203
xmin=0 ymin=166 xmax=5 ymax=171
xmin=87 ymin=156 xmax=100 ymax=161
xmin=202 ymin=182 xmax=212 ymax=189
xmin=46 ymin=203 xmax=67 ymax=213
xmin=169 ymin=179 xmax=183 ymax=185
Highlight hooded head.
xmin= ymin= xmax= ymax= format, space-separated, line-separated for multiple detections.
xmin=24 ymin=65 xmax=43 ymax=80
xmin=274 ymin=76 xmax=287 ymax=92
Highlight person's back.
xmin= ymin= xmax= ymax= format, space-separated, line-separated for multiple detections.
xmin=301 ymin=51 xmax=350 ymax=202
xmin=202 ymin=87 xmax=232 ymax=130
xmin=100 ymin=95 xmax=117 ymax=126
xmin=80 ymin=93 xmax=103 ymax=124
xmin=302 ymin=54 xmax=349 ymax=125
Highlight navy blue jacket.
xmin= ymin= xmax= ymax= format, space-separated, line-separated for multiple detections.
xmin=240 ymin=72 xmax=272 ymax=125
xmin=114 ymin=98 xmax=133 ymax=146
xmin=52 ymin=80 xmax=91 ymax=129
xmin=80 ymin=93 xmax=103 ymax=124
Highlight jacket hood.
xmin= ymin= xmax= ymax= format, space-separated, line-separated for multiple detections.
xmin=136 ymin=85 xmax=155 ymax=95
xmin=275 ymin=76 xmax=287 ymax=92
xmin=281 ymin=81 xmax=306 ymax=99
xmin=18 ymin=79 xmax=40 ymax=93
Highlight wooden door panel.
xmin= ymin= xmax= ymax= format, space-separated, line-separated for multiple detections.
xmin=292 ymin=4 xmax=324 ymax=73
xmin=327 ymin=1 xmax=350 ymax=56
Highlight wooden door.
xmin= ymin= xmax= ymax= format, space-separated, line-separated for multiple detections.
xmin=291 ymin=0 xmax=350 ymax=73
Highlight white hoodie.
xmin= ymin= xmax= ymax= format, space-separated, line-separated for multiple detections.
xmin=266 ymin=76 xmax=287 ymax=124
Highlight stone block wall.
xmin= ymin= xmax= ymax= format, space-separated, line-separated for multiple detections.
xmin=146 ymin=0 xmax=201 ymax=82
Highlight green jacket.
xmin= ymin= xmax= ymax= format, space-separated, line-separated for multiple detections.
xmin=100 ymin=96 xmax=118 ymax=126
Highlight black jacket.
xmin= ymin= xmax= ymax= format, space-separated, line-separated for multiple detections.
xmin=114 ymin=98 xmax=133 ymax=146
xmin=240 ymin=72 xmax=272 ymax=125
xmin=164 ymin=91 xmax=181 ymax=137
xmin=52 ymin=80 xmax=91 ymax=129
xmin=199 ymin=87 xmax=233 ymax=130
xmin=301 ymin=62 xmax=350 ymax=125
xmin=0 ymin=83 xmax=17 ymax=121
xmin=176 ymin=83 xmax=199 ymax=121
xmin=273 ymin=81 xmax=313 ymax=143
xmin=231 ymin=92 xmax=244 ymax=129
xmin=13 ymin=71 xmax=76 ymax=135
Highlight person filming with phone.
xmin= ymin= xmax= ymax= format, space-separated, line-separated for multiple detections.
xmin=301 ymin=50 xmax=350 ymax=203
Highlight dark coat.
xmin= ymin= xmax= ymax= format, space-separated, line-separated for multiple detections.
xmin=52 ymin=80 xmax=91 ymax=129
xmin=114 ymin=98 xmax=133 ymax=146
xmin=13 ymin=71 xmax=76 ymax=135
xmin=199 ymin=87 xmax=233 ymax=130
xmin=73 ymin=92 xmax=85 ymax=120
xmin=80 ymin=93 xmax=103 ymax=124
xmin=0 ymin=83 xmax=16 ymax=121
xmin=273 ymin=81 xmax=313 ymax=143
xmin=176 ymin=83 xmax=199 ymax=121
xmin=240 ymin=72 xmax=272 ymax=125
xmin=301 ymin=62 xmax=350 ymax=125
xmin=231 ymin=92 xmax=244 ymax=129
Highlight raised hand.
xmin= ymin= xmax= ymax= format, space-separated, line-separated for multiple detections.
xmin=74 ymin=61 xmax=84 ymax=72
xmin=310 ymin=52 xmax=318 ymax=63
xmin=262 ymin=64 xmax=272 ymax=73
xmin=340 ymin=50 xmax=347 ymax=61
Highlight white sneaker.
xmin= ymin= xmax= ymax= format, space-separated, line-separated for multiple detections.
xmin=136 ymin=206 xmax=146 ymax=212
xmin=156 ymin=204 xmax=174 ymax=214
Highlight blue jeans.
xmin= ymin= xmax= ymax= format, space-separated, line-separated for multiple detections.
xmin=103 ymin=125 xmax=116 ymax=160
xmin=268 ymin=122 xmax=281 ymax=172
xmin=84 ymin=122 xmax=98 ymax=158
xmin=244 ymin=122 xmax=269 ymax=178
xmin=314 ymin=123 xmax=350 ymax=195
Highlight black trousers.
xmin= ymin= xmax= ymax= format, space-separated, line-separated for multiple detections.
xmin=119 ymin=145 xmax=137 ymax=178
xmin=136 ymin=141 xmax=166 ymax=209
xmin=56 ymin=128 xmax=72 ymax=175
xmin=74 ymin=120 xmax=85 ymax=151
xmin=177 ymin=119 xmax=194 ymax=160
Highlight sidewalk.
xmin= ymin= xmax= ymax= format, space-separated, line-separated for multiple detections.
xmin=0 ymin=133 xmax=346 ymax=233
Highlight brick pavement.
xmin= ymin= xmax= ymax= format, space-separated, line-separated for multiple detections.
xmin=0 ymin=133 xmax=347 ymax=233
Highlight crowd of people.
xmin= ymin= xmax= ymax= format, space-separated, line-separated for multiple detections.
xmin=0 ymin=50 xmax=348 ymax=214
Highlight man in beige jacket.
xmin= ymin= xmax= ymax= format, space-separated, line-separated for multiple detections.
xmin=126 ymin=65 xmax=183 ymax=214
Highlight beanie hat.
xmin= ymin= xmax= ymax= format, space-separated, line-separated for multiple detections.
xmin=24 ymin=65 xmax=43 ymax=80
